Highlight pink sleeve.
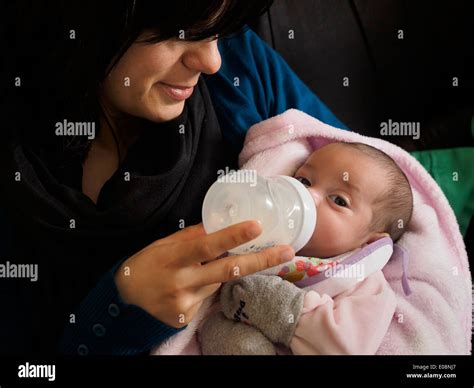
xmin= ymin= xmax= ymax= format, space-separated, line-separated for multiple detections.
xmin=290 ymin=271 xmax=397 ymax=355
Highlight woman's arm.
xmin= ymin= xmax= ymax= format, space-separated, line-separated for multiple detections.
xmin=205 ymin=27 xmax=349 ymax=151
xmin=59 ymin=260 xmax=183 ymax=355
xmin=0 ymin=207 xmax=180 ymax=355
xmin=0 ymin=208 xmax=293 ymax=355
xmin=59 ymin=222 xmax=294 ymax=355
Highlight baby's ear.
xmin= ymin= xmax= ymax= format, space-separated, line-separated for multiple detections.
xmin=365 ymin=232 xmax=390 ymax=245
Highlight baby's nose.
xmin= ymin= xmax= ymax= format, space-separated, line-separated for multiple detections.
xmin=309 ymin=189 xmax=323 ymax=207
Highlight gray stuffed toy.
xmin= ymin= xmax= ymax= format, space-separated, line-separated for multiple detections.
xmin=199 ymin=274 xmax=306 ymax=355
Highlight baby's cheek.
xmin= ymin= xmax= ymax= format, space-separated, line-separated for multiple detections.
xmin=313 ymin=212 xmax=344 ymax=247
xmin=315 ymin=210 xmax=341 ymax=240
xmin=311 ymin=211 xmax=359 ymax=256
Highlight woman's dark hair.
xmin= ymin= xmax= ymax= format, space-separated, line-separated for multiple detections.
xmin=3 ymin=0 xmax=273 ymax=166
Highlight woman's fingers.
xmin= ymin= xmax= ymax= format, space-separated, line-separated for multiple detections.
xmin=180 ymin=302 xmax=203 ymax=326
xmin=175 ymin=284 xmax=220 ymax=325
xmin=180 ymin=220 xmax=262 ymax=265
xmin=192 ymin=245 xmax=294 ymax=287
xmin=190 ymin=283 xmax=222 ymax=305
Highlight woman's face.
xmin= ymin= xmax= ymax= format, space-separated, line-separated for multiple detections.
xmin=101 ymin=34 xmax=222 ymax=122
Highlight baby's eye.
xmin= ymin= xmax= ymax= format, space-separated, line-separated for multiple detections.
xmin=329 ymin=195 xmax=348 ymax=207
xmin=295 ymin=176 xmax=311 ymax=187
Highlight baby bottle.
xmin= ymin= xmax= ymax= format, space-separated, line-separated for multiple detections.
xmin=202 ymin=170 xmax=317 ymax=254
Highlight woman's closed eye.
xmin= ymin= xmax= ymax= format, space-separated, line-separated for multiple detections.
xmin=295 ymin=176 xmax=311 ymax=187
xmin=329 ymin=194 xmax=349 ymax=207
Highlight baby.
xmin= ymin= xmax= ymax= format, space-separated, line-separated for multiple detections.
xmin=295 ymin=141 xmax=413 ymax=257
xmin=200 ymin=142 xmax=413 ymax=355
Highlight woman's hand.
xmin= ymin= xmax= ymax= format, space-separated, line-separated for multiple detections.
xmin=114 ymin=221 xmax=294 ymax=328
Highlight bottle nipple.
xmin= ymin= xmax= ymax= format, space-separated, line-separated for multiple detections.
xmin=227 ymin=203 xmax=238 ymax=218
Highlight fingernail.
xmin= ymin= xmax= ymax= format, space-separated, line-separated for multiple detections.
xmin=279 ymin=248 xmax=294 ymax=262
xmin=246 ymin=222 xmax=261 ymax=239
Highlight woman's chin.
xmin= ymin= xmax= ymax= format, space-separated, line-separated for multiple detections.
xmin=145 ymin=102 xmax=185 ymax=123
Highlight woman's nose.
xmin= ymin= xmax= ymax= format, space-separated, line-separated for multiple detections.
xmin=183 ymin=40 xmax=222 ymax=75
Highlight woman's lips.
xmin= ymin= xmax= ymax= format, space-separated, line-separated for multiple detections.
xmin=158 ymin=82 xmax=195 ymax=101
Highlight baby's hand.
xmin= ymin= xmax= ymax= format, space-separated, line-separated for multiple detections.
xmin=220 ymin=274 xmax=305 ymax=346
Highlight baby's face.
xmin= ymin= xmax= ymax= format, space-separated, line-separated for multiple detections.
xmin=294 ymin=143 xmax=388 ymax=258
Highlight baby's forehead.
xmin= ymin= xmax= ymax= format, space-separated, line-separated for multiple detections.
xmin=307 ymin=142 xmax=370 ymax=163
xmin=303 ymin=143 xmax=389 ymax=189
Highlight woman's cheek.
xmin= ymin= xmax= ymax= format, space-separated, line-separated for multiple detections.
xmin=119 ymin=74 xmax=161 ymax=119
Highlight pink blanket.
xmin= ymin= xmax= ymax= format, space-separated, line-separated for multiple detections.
xmin=152 ymin=109 xmax=472 ymax=355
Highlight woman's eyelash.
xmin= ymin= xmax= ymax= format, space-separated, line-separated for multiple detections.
xmin=204 ymin=34 xmax=220 ymax=42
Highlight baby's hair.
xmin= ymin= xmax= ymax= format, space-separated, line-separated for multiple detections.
xmin=342 ymin=142 xmax=413 ymax=241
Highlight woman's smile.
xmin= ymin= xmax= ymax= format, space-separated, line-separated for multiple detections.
xmin=157 ymin=81 xmax=196 ymax=101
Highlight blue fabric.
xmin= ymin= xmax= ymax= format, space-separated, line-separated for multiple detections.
xmin=205 ymin=27 xmax=349 ymax=151
xmin=0 ymin=208 xmax=182 ymax=355
xmin=1 ymin=27 xmax=347 ymax=355
xmin=59 ymin=259 xmax=185 ymax=355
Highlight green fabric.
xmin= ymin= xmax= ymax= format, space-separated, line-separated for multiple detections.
xmin=410 ymin=118 xmax=474 ymax=235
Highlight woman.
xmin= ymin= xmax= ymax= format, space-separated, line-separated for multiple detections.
xmin=0 ymin=0 xmax=296 ymax=355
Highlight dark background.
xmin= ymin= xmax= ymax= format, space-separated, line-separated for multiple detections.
xmin=249 ymin=0 xmax=474 ymax=150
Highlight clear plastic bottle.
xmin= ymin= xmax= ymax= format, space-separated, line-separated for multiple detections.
xmin=202 ymin=170 xmax=317 ymax=254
